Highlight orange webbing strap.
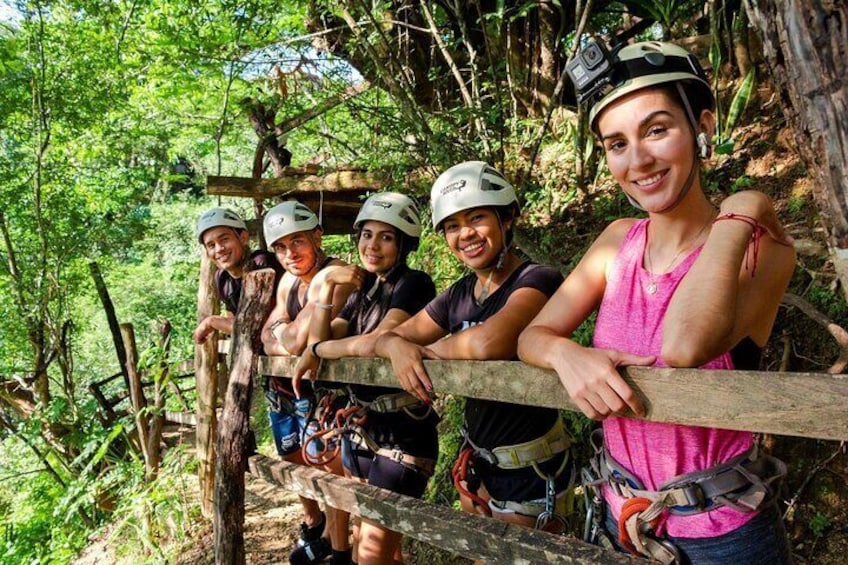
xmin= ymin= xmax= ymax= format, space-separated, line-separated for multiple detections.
xmin=618 ymin=497 xmax=653 ymax=554
xmin=451 ymin=447 xmax=491 ymax=517
xmin=618 ymin=496 xmax=679 ymax=564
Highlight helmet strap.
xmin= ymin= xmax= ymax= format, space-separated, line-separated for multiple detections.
xmin=474 ymin=213 xmax=509 ymax=306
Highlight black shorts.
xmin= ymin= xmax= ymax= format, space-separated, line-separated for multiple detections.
xmin=341 ymin=406 xmax=439 ymax=498
xmin=475 ymin=451 xmax=573 ymax=503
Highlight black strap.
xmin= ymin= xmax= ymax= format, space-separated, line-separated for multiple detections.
xmin=614 ymin=54 xmax=707 ymax=85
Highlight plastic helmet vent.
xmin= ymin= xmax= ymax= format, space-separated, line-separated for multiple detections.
xmin=263 ymin=200 xmax=320 ymax=247
xmin=196 ymin=207 xmax=247 ymax=242
xmin=354 ymin=192 xmax=422 ymax=238
xmin=430 ymin=161 xmax=518 ymax=229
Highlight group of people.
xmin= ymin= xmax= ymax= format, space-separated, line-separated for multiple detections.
xmin=193 ymin=39 xmax=796 ymax=565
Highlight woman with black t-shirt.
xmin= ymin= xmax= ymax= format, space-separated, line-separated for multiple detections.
xmin=295 ymin=192 xmax=437 ymax=565
xmin=375 ymin=162 xmax=574 ymax=540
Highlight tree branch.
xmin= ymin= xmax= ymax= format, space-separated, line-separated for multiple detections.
xmin=782 ymin=292 xmax=848 ymax=373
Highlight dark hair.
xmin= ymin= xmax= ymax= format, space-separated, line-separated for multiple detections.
xmin=493 ymin=204 xmax=519 ymax=246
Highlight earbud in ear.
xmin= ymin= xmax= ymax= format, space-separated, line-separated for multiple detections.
xmin=697 ymin=132 xmax=711 ymax=159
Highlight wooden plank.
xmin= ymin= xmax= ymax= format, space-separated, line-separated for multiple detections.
xmin=248 ymin=455 xmax=632 ymax=565
xmin=206 ymin=172 xmax=387 ymax=197
xmin=165 ymin=411 xmax=197 ymax=426
xmin=214 ymin=269 xmax=276 ymax=565
xmin=196 ymin=252 xmax=220 ymax=519
xmin=258 ymin=357 xmax=848 ymax=441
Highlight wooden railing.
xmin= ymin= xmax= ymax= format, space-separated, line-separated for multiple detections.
xmin=196 ymin=269 xmax=848 ymax=564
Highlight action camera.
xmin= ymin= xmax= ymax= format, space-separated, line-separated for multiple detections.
xmin=566 ymin=37 xmax=615 ymax=103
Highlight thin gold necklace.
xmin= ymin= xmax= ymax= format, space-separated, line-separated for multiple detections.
xmin=645 ymin=213 xmax=714 ymax=295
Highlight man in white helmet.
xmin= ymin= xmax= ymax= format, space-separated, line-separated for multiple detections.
xmin=193 ymin=207 xmax=284 ymax=344
xmin=260 ymin=200 xmax=356 ymax=565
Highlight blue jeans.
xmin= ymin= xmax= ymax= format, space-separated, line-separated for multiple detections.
xmin=267 ymin=391 xmax=313 ymax=456
xmin=604 ymin=504 xmax=793 ymax=564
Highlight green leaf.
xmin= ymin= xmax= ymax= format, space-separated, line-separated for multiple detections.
xmin=715 ymin=139 xmax=735 ymax=155
xmin=724 ymin=68 xmax=755 ymax=136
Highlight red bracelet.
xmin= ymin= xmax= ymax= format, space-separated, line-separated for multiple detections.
xmin=713 ymin=212 xmax=765 ymax=276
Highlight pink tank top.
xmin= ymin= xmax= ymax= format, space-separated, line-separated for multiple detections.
xmin=593 ymin=219 xmax=755 ymax=538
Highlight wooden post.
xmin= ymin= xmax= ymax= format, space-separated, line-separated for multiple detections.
xmin=196 ymin=252 xmax=220 ymax=519
xmin=145 ymin=320 xmax=171 ymax=479
xmin=89 ymin=261 xmax=130 ymax=391
xmin=213 ymin=269 xmax=275 ymax=565
xmin=121 ymin=323 xmax=151 ymax=471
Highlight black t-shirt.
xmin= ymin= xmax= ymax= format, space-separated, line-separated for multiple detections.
xmin=340 ymin=265 xmax=436 ymax=401
xmin=216 ymin=250 xmax=284 ymax=314
xmin=424 ymin=262 xmax=564 ymax=449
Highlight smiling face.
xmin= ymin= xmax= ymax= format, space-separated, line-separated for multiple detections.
xmin=597 ymin=87 xmax=714 ymax=213
xmin=358 ymin=220 xmax=400 ymax=276
xmin=270 ymin=229 xmax=321 ymax=278
xmin=202 ymin=227 xmax=248 ymax=274
xmin=442 ymin=207 xmax=510 ymax=270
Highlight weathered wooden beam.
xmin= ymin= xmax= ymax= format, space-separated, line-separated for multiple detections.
xmin=259 ymin=357 xmax=848 ymax=441
xmin=165 ymin=411 xmax=197 ymax=426
xmin=196 ymin=253 xmax=220 ymax=519
xmin=214 ymin=269 xmax=276 ymax=565
xmin=206 ymin=172 xmax=387 ymax=197
xmin=248 ymin=455 xmax=632 ymax=565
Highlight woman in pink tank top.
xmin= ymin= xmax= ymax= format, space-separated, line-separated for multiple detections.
xmin=519 ymin=39 xmax=796 ymax=564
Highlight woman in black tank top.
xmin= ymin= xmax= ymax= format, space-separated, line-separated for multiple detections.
xmin=295 ymin=192 xmax=437 ymax=565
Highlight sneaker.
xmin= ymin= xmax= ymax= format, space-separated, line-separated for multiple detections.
xmin=297 ymin=511 xmax=326 ymax=546
xmin=290 ymin=537 xmax=331 ymax=565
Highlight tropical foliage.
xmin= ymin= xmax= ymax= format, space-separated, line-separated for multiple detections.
xmin=0 ymin=1 xmax=844 ymax=563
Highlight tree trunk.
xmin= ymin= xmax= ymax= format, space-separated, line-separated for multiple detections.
xmin=213 ymin=269 xmax=275 ymax=565
xmin=90 ymin=262 xmax=131 ymax=391
xmin=745 ymin=1 xmax=848 ymax=299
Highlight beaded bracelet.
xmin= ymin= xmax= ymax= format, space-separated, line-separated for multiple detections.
xmin=713 ymin=212 xmax=765 ymax=276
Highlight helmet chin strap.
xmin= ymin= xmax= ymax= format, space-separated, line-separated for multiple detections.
xmin=474 ymin=214 xmax=509 ymax=306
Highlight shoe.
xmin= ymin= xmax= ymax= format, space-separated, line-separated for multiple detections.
xmin=290 ymin=537 xmax=331 ymax=565
xmin=297 ymin=511 xmax=326 ymax=546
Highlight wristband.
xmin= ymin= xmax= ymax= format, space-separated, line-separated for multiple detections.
xmin=314 ymin=302 xmax=333 ymax=311
xmin=311 ymin=341 xmax=324 ymax=358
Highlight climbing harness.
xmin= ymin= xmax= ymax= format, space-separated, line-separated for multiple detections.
xmin=301 ymin=389 xmax=436 ymax=476
xmin=584 ymin=429 xmax=787 ymax=563
xmin=300 ymin=387 xmax=350 ymax=466
xmin=453 ymin=419 xmax=573 ymax=530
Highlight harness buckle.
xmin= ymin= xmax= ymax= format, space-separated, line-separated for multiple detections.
xmin=384 ymin=449 xmax=405 ymax=465
xmin=678 ymin=483 xmax=706 ymax=509
xmin=476 ymin=448 xmax=499 ymax=467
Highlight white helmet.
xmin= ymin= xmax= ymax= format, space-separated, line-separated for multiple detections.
xmin=263 ymin=200 xmax=320 ymax=246
xmin=196 ymin=207 xmax=247 ymax=243
xmin=354 ymin=192 xmax=422 ymax=238
xmin=430 ymin=161 xmax=519 ymax=229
